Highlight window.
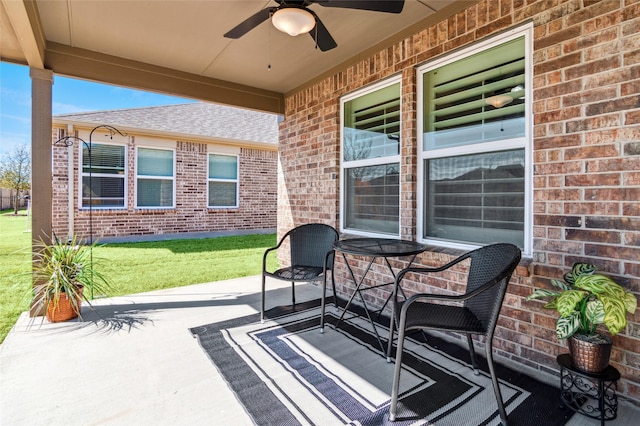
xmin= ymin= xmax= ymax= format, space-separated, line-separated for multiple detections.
xmin=341 ymin=78 xmax=401 ymax=236
xmin=136 ymin=147 xmax=174 ymax=208
xmin=418 ymin=27 xmax=532 ymax=253
xmin=81 ymin=143 xmax=126 ymax=208
xmin=208 ymin=153 xmax=238 ymax=208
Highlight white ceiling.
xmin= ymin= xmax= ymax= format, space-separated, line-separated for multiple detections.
xmin=1 ymin=1 xmax=472 ymax=112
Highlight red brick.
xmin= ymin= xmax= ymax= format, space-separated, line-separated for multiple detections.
xmin=565 ymin=229 xmax=621 ymax=244
xmin=565 ymin=172 xmax=620 ymax=186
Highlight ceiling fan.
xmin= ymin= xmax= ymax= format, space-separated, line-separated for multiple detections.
xmin=223 ymin=0 xmax=406 ymax=52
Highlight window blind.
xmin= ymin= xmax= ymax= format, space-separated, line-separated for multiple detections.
xmin=138 ymin=148 xmax=173 ymax=177
xmin=82 ymin=176 xmax=125 ymax=207
xmin=345 ymin=164 xmax=399 ymax=234
xmin=82 ymin=143 xmax=126 ymax=207
xmin=83 ymin=144 xmax=125 ymax=174
xmin=208 ymin=182 xmax=236 ymax=207
xmin=423 ymin=37 xmax=525 ymax=149
xmin=209 ymin=154 xmax=237 ymax=179
xmin=137 ymin=179 xmax=173 ymax=207
xmin=425 ymin=149 xmax=525 ymax=247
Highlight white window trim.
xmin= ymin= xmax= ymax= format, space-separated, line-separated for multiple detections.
xmin=135 ymin=146 xmax=176 ymax=209
xmin=78 ymin=140 xmax=127 ymax=210
xmin=207 ymin=152 xmax=240 ymax=209
xmin=416 ymin=24 xmax=534 ymax=257
xmin=340 ymin=75 xmax=402 ymax=238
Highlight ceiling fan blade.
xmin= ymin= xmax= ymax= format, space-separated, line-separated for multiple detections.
xmin=224 ymin=7 xmax=275 ymax=39
xmin=316 ymin=0 xmax=405 ymax=14
xmin=309 ymin=16 xmax=337 ymax=51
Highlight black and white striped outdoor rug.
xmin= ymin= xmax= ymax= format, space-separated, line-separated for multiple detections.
xmin=190 ymin=300 xmax=574 ymax=425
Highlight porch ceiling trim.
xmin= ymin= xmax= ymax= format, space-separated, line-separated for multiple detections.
xmin=45 ymin=42 xmax=285 ymax=115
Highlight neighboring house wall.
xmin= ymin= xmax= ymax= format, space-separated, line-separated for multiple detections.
xmin=0 ymin=188 xmax=28 ymax=210
xmin=52 ymin=127 xmax=276 ymax=240
xmin=279 ymin=0 xmax=640 ymax=403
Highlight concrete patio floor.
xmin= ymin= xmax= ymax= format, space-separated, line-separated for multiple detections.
xmin=1 ymin=275 xmax=638 ymax=425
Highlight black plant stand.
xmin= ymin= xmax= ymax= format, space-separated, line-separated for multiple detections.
xmin=557 ymin=354 xmax=620 ymax=425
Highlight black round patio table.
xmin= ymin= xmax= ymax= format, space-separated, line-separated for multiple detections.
xmin=330 ymin=238 xmax=427 ymax=352
xmin=334 ymin=238 xmax=427 ymax=258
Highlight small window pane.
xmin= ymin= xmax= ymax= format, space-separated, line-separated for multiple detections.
xmin=345 ymin=164 xmax=399 ymax=234
xmin=82 ymin=176 xmax=125 ymax=207
xmin=423 ymin=37 xmax=525 ymax=151
xmin=343 ymin=82 xmax=400 ymax=162
xmin=138 ymin=148 xmax=173 ymax=176
xmin=209 ymin=154 xmax=237 ymax=179
xmin=83 ymin=144 xmax=125 ymax=174
xmin=343 ymin=128 xmax=399 ymax=161
xmin=137 ymin=179 xmax=173 ymax=207
xmin=209 ymin=182 xmax=237 ymax=207
xmin=424 ymin=149 xmax=525 ymax=247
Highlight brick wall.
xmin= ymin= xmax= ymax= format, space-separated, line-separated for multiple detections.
xmin=52 ymin=130 xmax=277 ymax=240
xmin=279 ymin=0 xmax=640 ymax=402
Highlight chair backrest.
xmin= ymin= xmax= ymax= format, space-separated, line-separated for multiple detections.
xmin=289 ymin=223 xmax=339 ymax=268
xmin=463 ymin=243 xmax=521 ymax=333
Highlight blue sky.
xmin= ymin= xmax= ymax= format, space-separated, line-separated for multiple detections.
xmin=0 ymin=61 xmax=195 ymax=155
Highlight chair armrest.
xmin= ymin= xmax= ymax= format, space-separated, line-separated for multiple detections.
xmin=324 ymin=248 xmax=336 ymax=269
xmin=397 ymin=252 xmax=472 ymax=277
xmin=391 ymin=255 xmax=471 ymax=304
xmin=262 ymin=246 xmax=279 ymax=271
xmin=262 ymin=232 xmax=291 ymax=272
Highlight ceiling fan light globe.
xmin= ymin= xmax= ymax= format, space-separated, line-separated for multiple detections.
xmin=485 ymin=94 xmax=513 ymax=108
xmin=272 ymin=8 xmax=315 ymax=36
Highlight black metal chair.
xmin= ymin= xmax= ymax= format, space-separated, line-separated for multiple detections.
xmin=387 ymin=243 xmax=521 ymax=426
xmin=261 ymin=223 xmax=339 ymax=332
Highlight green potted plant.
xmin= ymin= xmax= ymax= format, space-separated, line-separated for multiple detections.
xmin=527 ymin=262 xmax=637 ymax=373
xmin=31 ymin=235 xmax=113 ymax=322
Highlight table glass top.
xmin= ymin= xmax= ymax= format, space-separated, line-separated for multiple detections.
xmin=333 ymin=238 xmax=427 ymax=257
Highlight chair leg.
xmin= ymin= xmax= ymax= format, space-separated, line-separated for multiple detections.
xmin=261 ymin=274 xmax=266 ymax=323
xmin=389 ymin=322 xmax=406 ymax=422
xmin=291 ymin=281 xmax=296 ymax=305
xmin=386 ymin=302 xmax=396 ymax=362
xmin=331 ymin=271 xmax=338 ymax=309
xmin=467 ymin=334 xmax=479 ymax=375
xmin=486 ymin=340 xmax=508 ymax=425
xmin=320 ymin=275 xmax=327 ymax=334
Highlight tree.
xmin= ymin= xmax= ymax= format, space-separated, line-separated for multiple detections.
xmin=0 ymin=144 xmax=31 ymax=214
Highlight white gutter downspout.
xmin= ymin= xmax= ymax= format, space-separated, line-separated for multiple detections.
xmin=67 ymin=124 xmax=74 ymax=240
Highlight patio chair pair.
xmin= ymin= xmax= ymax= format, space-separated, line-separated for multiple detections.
xmin=261 ymin=224 xmax=520 ymax=426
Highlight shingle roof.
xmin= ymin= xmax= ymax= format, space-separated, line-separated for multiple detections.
xmin=54 ymin=103 xmax=279 ymax=145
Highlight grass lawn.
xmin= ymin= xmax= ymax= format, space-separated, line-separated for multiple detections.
xmin=0 ymin=210 xmax=32 ymax=344
xmin=0 ymin=209 xmax=276 ymax=344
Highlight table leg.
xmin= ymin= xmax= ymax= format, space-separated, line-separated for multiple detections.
xmin=334 ymin=253 xmax=385 ymax=352
xmin=378 ymin=254 xmax=415 ymax=314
